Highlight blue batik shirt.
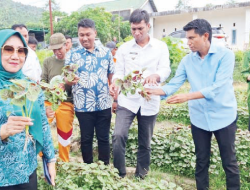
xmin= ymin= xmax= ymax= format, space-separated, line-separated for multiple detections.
xmin=0 ymin=92 xmax=55 ymax=187
xmin=161 ymin=44 xmax=237 ymax=131
xmin=65 ymin=45 xmax=114 ymax=112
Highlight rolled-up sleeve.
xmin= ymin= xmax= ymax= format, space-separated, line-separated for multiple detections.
xmin=200 ymin=51 xmax=235 ymax=100
xmin=161 ymin=58 xmax=187 ymax=99
xmin=156 ymin=43 xmax=171 ymax=83
xmin=39 ymin=93 xmax=55 ymax=161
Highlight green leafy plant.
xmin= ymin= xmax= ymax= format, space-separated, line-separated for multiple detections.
xmin=161 ymin=36 xmax=187 ymax=83
xmin=37 ymin=161 xmax=183 ymax=190
xmin=115 ymin=68 xmax=151 ymax=101
xmin=0 ymin=79 xmax=41 ymax=150
xmin=62 ymin=64 xmax=79 ymax=82
xmin=40 ymin=76 xmax=67 ymax=111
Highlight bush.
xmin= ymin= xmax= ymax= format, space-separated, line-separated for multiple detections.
xmin=124 ymin=125 xmax=250 ymax=188
xmin=37 ymin=49 xmax=53 ymax=66
xmin=161 ymin=37 xmax=186 ymax=82
xmin=37 ymin=161 xmax=183 ymax=190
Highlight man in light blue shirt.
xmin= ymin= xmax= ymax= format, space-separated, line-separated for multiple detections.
xmin=146 ymin=19 xmax=240 ymax=190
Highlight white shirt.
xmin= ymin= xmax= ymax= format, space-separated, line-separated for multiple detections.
xmin=22 ymin=47 xmax=42 ymax=82
xmin=113 ymin=37 xmax=171 ymax=116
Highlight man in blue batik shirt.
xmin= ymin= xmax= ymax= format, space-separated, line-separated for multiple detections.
xmin=146 ymin=19 xmax=240 ymax=190
xmin=65 ymin=19 xmax=114 ymax=165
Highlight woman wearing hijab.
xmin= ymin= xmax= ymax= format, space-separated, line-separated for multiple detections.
xmin=0 ymin=29 xmax=56 ymax=189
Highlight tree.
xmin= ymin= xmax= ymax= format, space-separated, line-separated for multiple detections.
xmin=43 ymin=0 xmax=60 ymax=11
xmin=175 ymin=0 xmax=191 ymax=10
xmin=53 ymin=8 xmax=131 ymax=44
xmin=226 ymin=0 xmax=236 ymax=5
xmin=205 ymin=3 xmax=214 ymax=8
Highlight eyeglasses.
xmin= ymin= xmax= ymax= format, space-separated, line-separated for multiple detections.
xmin=1 ymin=45 xmax=28 ymax=58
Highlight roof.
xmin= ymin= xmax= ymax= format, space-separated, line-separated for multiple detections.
xmin=150 ymin=1 xmax=250 ymax=17
xmin=78 ymin=0 xmax=157 ymax=12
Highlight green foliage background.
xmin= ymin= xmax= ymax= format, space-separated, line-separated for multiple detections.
xmin=53 ymin=8 xmax=131 ymax=44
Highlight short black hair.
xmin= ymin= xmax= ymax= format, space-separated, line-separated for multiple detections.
xmin=78 ymin=19 xmax=96 ymax=30
xmin=65 ymin=35 xmax=72 ymax=41
xmin=11 ymin=24 xmax=28 ymax=30
xmin=183 ymin=19 xmax=212 ymax=43
xmin=129 ymin=9 xmax=149 ymax=24
xmin=28 ymin=37 xmax=38 ymax=45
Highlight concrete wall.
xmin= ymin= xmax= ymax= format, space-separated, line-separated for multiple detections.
xmin=152 ymin=7 xmax=250 ymax=50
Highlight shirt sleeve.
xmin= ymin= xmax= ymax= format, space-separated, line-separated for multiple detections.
xmin=161 ymin=58 xmax=187 ymax=99
xmin=112 ymin=47 xmax=125 ymax=82
xmin=155 ymin=43 xmax=171 ymax=83
xmin=200 ymin=50 xmax=235 ymax=100
xmin=38 ymin=92 xmax=55 ymax=161
xmin=41 ymin=59 xmax=48 ymax=83
xmin=65 ymin=51 xmax=73 ymax=66
xmin=107 ymin=50 xmax=114 ymax=75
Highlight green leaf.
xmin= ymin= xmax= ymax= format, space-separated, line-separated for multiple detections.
xmin=0 ymin=89 xmax=14 ymax=100
xmin=10 ymin=79 xmax=28 ymax=88
xmin=9 ymin=84 xmax=25 ymax=92
xmin=11 ymin=96 xmax=25 ymax=107
xmin=27 ymin=83 xmax=41 ymax=101
xmin=15 ymin=90 xmax=28 ymax=99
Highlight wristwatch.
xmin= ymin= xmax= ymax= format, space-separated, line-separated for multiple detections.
xmin=113 ymin=100 xmax=118 ymax=103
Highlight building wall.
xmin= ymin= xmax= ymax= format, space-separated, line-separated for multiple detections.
xmin=152 ymin=7 xmax=250 ymax=50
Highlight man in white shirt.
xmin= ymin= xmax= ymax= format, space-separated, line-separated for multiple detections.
xmin=110 ymin=9 xmax=171 ymax=178
xmin=12 ymin=24 xmax=42 ymax=82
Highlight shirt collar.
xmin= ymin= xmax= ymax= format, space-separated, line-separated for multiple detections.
xmin=193 ymin=43 xmax=216 ymax=58
xmin=79 ymin=45 xmax=100 ymax=54
xmin=132 ymin=36 xmax=154 ymax=48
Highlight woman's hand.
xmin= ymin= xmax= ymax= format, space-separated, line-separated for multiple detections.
xmin=0 ymin=116 xmax=33 ymax=140
xmin=48 ymin=162 xmax=56 ymax=186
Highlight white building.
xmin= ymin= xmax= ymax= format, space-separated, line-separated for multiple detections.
xmin=150 ymin=2 xmax=250 ymax=50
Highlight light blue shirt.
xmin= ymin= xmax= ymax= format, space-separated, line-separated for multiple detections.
xmin=161 ymin=44 xmax=237 ymax=131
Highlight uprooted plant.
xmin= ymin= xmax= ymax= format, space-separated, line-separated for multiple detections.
xmin=115 ymin=68 xmax=151 ymax=101
xmin=0 ymin=79 xmax=41 ymax=151
xmin=61 ymin=64 xmax=79 ymax=82
xmin=39 ymin=76 xmax=67 ymax=111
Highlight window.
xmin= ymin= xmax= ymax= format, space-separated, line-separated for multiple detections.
xmin=232 ymin=29 xmax=236 ymax=45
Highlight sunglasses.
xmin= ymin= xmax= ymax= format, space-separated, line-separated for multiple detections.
xmin=1 ymin=45 xmax=28 ymax=58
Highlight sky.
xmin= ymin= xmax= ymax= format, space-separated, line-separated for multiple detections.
xmin=12 ymin=0 xmax=247 ymax=14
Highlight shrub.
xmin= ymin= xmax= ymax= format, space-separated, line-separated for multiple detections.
xmin=37 ymin=49 xmax=53 ymax=66
xmin=124 ymin=125 xmax=250 ymax=187
xmin=161 ymin=37 xmax=186 ymax=82
xmin=37 ymin=161 xmax=183 ymax=190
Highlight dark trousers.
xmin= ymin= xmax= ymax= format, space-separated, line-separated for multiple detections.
xmin=0 ymin=170 xmax=37 ymax=190
xmin=191 ymin=119 xmax=240 ymax=190
xmin=76 ymin=108 xmax=112 ymax=165
xmin=112 ymin=105 xmax=157 ymax=177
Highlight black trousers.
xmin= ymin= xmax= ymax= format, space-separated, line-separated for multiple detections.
xmin=0 ymin=169 xmax=37 ymax=190
xmin=191 ymin=119 xmax=240 ymax=190
xmin=112 ymin=105 xmax=157 ymax=177
xmin=76 ymin=108 xmax=111 ymax=165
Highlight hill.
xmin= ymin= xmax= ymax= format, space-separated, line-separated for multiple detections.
xmin=0 ymin=0 xmax=44 ymax=28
